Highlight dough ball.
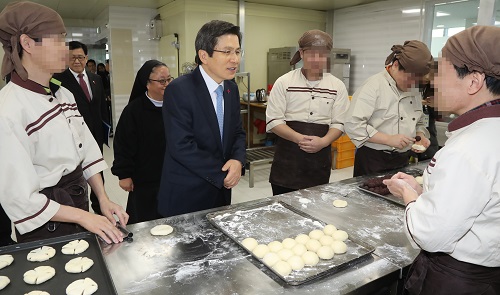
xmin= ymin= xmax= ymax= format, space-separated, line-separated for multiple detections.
xmin=332 ymin=230 xmax=349 ymax=241
xmin=272 ymin=261 xmax=292 ymax=277
xmin=0 ymin=254 xmax=14 ymax=270
xmin=61 ymin=240 xmax=89 ymax=255
xmin=0 ymin=276 xmax=9 ymax=291
xmin=295 ymin=234 xmax=310 ymax=245
xmin=305 ymin=239 xmax=322 ymax=253
xmin=241 ymin=238 xmax=258 ymax=251
xmin=291 ymin=243 xmax=307 ymax=256
xmin=66 ymin=277 xmax=98 ymax=295
xmin=331 ymin=240 xmax=348 ymax=254
xmin=322 ymin=224 xmax=337 ymax=235
xmin=319 ymin=235 xmax=334 ymax=246
xmin=277 ymin=249 xmax=294 ymax=261
xmin=308 ymin=229 xmax=324 ymax=240
xmin=332 ymin=199 xmax=348 ymax=208
xmin=287 ymin=255 xmax=305 ymax=271
xmin=150 ymin=224 xmax=174 ymax=236
xmin=302 ymin=251 xmax=320 ymax=266
xmin=23 ymin=266 xmax=56 ymax=285
xmin=412 ymin=144 xmax=426 ymax=151
xmin=252 ymin=244 xmax=270 ymax=259
xmin=317 ymin=246 xmax=335 ymax=260
xmin=267 ymin=241 xmax=283 ymax=253
xmin=262 ymin=252 xmax=281 ymax=267
xmin=25 ymin=291 xmax=50 ymax=295
xmin=281 ymin=238 xmax=296 ymax=249
xmin=65 ymin=257 xmax=94 ymax=273
xmin=415 ymin=176 xmax=424 ymax=185
xmin=27 ymin=246 xmax=56 ymax=262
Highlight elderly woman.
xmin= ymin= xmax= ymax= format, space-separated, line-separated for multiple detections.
xmin=112 ymin=60 xmax=171 ymax=224
xmin=0 ymin=1 xmax=128 ymax=244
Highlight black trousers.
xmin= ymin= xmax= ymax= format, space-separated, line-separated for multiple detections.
xmin=271 ymin=184 xmax=298 ymax=196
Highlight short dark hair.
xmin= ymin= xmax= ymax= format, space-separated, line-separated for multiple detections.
xmin=194 ymin=20 xmax=241 ymax=65
xmin=454 ymin=64 xmax=500 ymax=96
xmin=87 ymin=59 xmax=96 ymax=66
xmin=69 ymin=41 xmax=88 ymax=55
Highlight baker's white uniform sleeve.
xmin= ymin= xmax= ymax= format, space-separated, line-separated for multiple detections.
xmin=344 ymin=81 xmax=379 ymax=147
xmin=0 ymin=117 xmax=60 ymax=234
xmin=330 ymin=81 xmax=349 ymax=132
xmin=266 ymin=76 xmax=288 ymax=132
xmin=404 ymin=149 xmax=491 ymax=252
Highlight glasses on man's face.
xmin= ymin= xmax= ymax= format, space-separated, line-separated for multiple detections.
xmin=149 ymin=77 xmax=174 ymax=85
xmin=71 ymin=55 xmax=86 ymax=62
xmin=213 ymin=48 xmax=244 ymax=58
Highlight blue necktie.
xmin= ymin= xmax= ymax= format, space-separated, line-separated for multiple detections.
xmin=215 ymin=85 xmax=224 ymax=141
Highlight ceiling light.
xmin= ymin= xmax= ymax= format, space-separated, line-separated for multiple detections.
xmin=402 ymin=9 xmax=421 ymax=14
xmin=436 ymin=12 xmax=450 ymax=17
xmin=72 ymin=33 xmax=83 ymax=37
xmin=436 ymin=25 xmax=444 ymax=28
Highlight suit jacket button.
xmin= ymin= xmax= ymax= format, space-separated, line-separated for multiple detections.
xmin=78 ymin=143 xmax=83 ymax=148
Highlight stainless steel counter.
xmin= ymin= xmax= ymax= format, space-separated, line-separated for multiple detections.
xmin=102 ymin=162 xmax=429 ymax=294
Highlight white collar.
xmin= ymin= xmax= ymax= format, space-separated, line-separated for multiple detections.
xmin=199 ymin=65 xmax=224 ymax=94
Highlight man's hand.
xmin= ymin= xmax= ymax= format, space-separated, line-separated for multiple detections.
xmin=119 ymin=178 xmax=134 ymax=192
xmin=411 ymin=134 xmax=431 ymax=153
xmin=222 ymin=159 xmax=242 ymax=189
xmin=298 ymin=135 xmax=327 ymax=153
xmin=387 ymin=134 xmax=414 ymax=150
xmin=382 ymin=172 xmax=421 ymax=205
xmin=99 ymin=197 xmax=129 ymax=228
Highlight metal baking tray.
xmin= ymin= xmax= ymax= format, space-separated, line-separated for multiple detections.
xmin=206 ymin=200 xmax=375 ymax=285
xmin=0 ymin=232 xmax=116 ymax=294
xmin=357 ymin=167 xmax=424 ymax=207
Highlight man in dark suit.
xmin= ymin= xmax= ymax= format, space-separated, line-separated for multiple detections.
xmin=158 ymin=20 xmax=246 ymax=217
xmin=53 ymin=41 xmax=109 ymax=215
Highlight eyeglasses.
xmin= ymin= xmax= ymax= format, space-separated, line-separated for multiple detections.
xmin=71 ymin=56 xmax=87 ymax=62
xmin=213 ymin=48 xmax=244 ymax=58
xmin=149 ymin=77 xmax=174 ymax=85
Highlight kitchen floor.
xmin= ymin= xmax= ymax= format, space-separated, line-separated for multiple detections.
xmin=101 ymin=141 xmax=354 ymax=212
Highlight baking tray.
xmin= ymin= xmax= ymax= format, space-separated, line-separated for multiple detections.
xmin=357 ymin=167 xmax=424 ymax=207
xmin=206 ymin=200 xmax=375 ymax=285
xmin=0 ymin=232 xmax=116 ymax=294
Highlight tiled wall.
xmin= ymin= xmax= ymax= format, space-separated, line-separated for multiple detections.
xmin=107 ymin=6 xmax=160 ymax=127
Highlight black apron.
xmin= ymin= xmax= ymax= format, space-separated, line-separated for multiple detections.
xmin=16 ymin=166 xmax=88 ymax=243
xmin=405 ymin=251 xmax=500 ymax=295
xmin=353 ymin=146 xmax=410 ymax=177
xmin=269 ymin=121 xmax=330 ymax=190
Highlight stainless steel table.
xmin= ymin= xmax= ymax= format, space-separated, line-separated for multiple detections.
xmin=103 ymin=162 xmax=429 ymax=294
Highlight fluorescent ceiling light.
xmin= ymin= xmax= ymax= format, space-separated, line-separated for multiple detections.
xmin=72 ymin=33 xmax=83 ymax=37
xmin=436 ymin=25 xmax=444 ymax=28
xmin=436 ymin=12 xmax=450 ymax=17
xmin=402 ymin=9 xmax=421 ymax=14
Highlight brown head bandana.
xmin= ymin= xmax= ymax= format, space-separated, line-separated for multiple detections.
xmin=0 ymin=1 xmax=66 ymax=80
xmin=290 ymin=30 xmax=333 ymax=65
xmin=385 ymin=40 xmax=432 ymax=75
xmin=442 ymin=25 xmax=500 ymax=80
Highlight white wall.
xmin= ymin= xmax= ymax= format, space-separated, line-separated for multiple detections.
xmin=332 ymin=0 xmax=426 ymax=94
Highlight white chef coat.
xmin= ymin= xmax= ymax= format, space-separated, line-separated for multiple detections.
xmin=0 ymin=74 xmax=107 ymax=235
xmin=405 ymin=105 xmax=500 ymax=267
xmin=266 ymin=68 xmax=349 ymax=132
xmin=345 ymin=70 xmax=429 ymax=152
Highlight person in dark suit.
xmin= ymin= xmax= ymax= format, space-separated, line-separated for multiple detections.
xmin=53 ymin=41 xmax=110 ymax=215
xmin=158 ymin=20 xmax=246 ymax=217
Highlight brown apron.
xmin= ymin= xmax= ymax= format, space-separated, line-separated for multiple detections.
xmin=405 ymin=251 xmax=500 ymax=295
xmin=16 ymin=166 xmax=88 ymax=243
xmin=269 ymin=121 xmax=330 ymax=190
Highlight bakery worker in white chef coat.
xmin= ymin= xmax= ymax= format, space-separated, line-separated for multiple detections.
xmin=344 ymin=40 xmax=433 ymax=177
xmin=266 ymin=30 xmax=349 ymax=196
xmin=384 ymin=26 xmax=500 ymax=294
xmin=0 ymin=1 xmax=128 ymax=244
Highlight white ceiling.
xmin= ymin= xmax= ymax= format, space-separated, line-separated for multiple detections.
xmin=0 ymin=0 xmax=384 ymax=20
